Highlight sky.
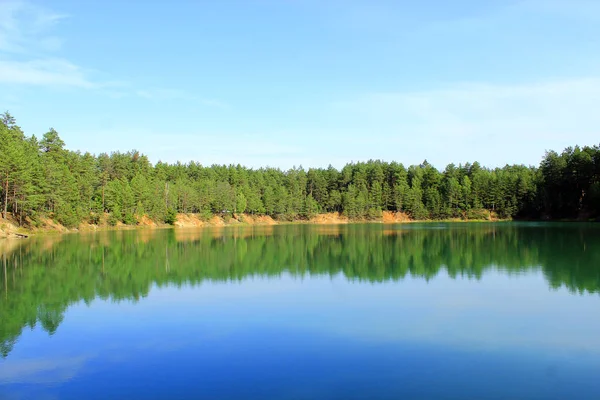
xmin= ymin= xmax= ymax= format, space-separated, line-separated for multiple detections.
xmin=1 ymin=0 xmax=599 ymax=169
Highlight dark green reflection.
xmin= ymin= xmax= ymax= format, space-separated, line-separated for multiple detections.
xmin=1 ymin=223 xmax=600 ymax=357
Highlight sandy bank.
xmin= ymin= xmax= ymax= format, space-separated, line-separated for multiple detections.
xmin=1 ymin=210 xmax=504 ymax=239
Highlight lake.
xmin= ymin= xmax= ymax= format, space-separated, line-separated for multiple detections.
xmin=1 ymin=223 xmax=600 ymax=399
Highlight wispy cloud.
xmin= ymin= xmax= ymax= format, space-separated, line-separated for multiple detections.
xmin=331 ymin=77 xmax=600 ymax=166
xmin=0 ymin=1 xmax=67 ymax=54
xmin=0 ymin=1 xmax=94 ymax=89
xmin=135 ymin=89 xmax=228 ymax=109
xmin=0 ymin=58 xmax=96 ymax=87
xmin=198 ymin=98 xmax=229 ymax=109
xmin=519 ymin=0 xmax=600 ymax=21
xmin=66 ymin=126 xmax=323 ymax=169
xmin=0 ymin=1 xmax=225 ymax=107
xmin=335 ymin=78 xmax=600 ymax=135
xmin=135 ymin=89 xmax=192 ymax=101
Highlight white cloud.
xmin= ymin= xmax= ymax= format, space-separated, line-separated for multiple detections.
xmin=0 ymin=58 xmax=96 ymax=87
xmin=338 ymin=78 xmax=600 ymax=134
xmin=0 ymin=2 xmax=94 ymax=89
xmin=135 ymin=89 xmax=194 ymax=101
xmin=520 ymin=0 xmax=600 ymax=21
xmin=198 ymin=98 xmax=229 ymax=109
xmin=58 ymin=123 xmax=357 ymax=169
xmin=0 ymin=1 xmax=67 ymax=54
xmin=332 ymin=77 xmax=600 ymax=167
xmin=135 ymin=89 xmax=228 ymax=109
xmin=0 ymin=1 xmax=221 ymax=107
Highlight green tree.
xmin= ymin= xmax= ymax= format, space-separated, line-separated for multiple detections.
xmin=235 ymin=191 xmax=247 ymax=214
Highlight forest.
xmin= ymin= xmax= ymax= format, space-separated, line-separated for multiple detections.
xmin=1 ymin=111 xmax=600 ymax=227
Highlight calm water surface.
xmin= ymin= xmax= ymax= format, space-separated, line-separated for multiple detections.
xmin=1 ymin=223 xmax=600 ymax=399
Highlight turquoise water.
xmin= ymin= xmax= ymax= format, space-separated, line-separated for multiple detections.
xmin=1 ymin=223 xmax=600 ymax=399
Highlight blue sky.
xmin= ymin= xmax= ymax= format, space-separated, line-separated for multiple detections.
xmin=1 ymin=0 xmax=599 ymax=169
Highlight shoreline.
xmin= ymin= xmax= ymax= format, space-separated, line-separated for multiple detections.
xmin=1 ymin=211 xmax=511 ymax=239
xmin=4 ymin=211 xmax=598 ymax=240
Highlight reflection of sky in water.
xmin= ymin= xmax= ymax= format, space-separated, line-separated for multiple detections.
xmin=2 ymin=270 xmax=600 ymax=399
xmin=0 ymin=356 xmax=90 ymax=384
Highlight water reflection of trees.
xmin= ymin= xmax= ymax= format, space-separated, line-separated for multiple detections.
xmin=1 ymin=223 xmax=599 ymax=357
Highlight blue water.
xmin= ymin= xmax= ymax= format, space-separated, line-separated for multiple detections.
xmin=1 ymin=224 xmax=600 ymax=399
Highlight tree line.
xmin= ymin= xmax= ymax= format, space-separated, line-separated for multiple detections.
xmin=1 ymin=111 xmax=599 ymax=227
xmin=2 ymin=223 xmax=600 ymax=357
